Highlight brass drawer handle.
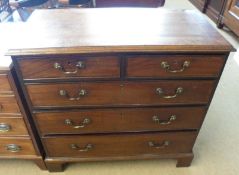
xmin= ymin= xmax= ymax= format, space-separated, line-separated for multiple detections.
xmin=5 ymin=144 xmax=22 ymax=152
xmin=70 ymin=143 xmax=93 ymax=152
xmin=54 ymin=61 xmax=85 ymax=75
xmin=148 ymin=141 xmax=170 ymax=149
xmin=0 ymin=91 xmax=15 ymax=97
xmin=65 ymin=118 xmax=91 ymax=129
xmin=59 ymin=89 xmax=87 ymax=101
xmin=0 ymin=123 xmax=11 ymax=132
xmin=156 ymin=87 xmax=183 ymax=99
xmin=152 ymin=115 xmax=176 ymax=125
xmin=161 ymin=61 xmax=190 ymax=73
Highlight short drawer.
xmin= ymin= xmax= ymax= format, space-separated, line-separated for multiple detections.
xmin=35 ymin=107 xmax=206 ymax=135
xmin=18 ymin=56 xmax=120 ymax=80
xmin=27 ymin=80 xmax=215 ymax=108
xmin=127 ymin=55 xmax=225 ymax=78
xmin=0 ymin=137 xmax=36 ymax=156
xmin=0 ymin=118 xmax=28 ymax=136
xmin=0 ymin=97 xmax=21 ymax=114
xmin=43 ymin=132 xmax=197 ymax=157
xmin=0 ymin=74 xmax=12 ymax=92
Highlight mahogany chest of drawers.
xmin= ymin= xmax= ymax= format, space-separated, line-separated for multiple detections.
xmin=8 ymin=9 xmax=233 ymax=172
xmin=0 ymin=56 xmax=45 ymax=169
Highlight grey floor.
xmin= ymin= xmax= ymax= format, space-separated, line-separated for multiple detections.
xmin=1 ymin=0 xmax=239 ymax=174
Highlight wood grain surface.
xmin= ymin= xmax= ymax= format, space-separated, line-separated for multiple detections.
xmin=0 ymin=137 xmax=36 ymax=156
xmin=18 ymin=55 xmax=120 ymax=80
xmin=43 ymin=131 xmax=197 ymax=157
xmin=26 ymin=80 xmax=215 ymax=108
xmin=35 ymin=107 xmax=206 ymax=135
xmin=7 ymin=9 xmax=233 ymax=56
xmin=127 ymin=54 xmax=225 ymax=78
xmin=0 ymin=97 xmax=21 ymax=114
xmin=0 ymin=117 xmax=29 ymax=136
xmin=0 ymin=74 xmax=12 ymax=91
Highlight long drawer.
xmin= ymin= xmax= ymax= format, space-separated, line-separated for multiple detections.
xmin=17 ymin=56 xmax=120 ymax=80
xmin=127 ymin=55 xmax=224 ymax=78
xmin=0 ymin=117 xmax=29 ymax=136
xmin=43 ymin=132 xmax=197 ymax=157
xmin=35 ymin=107 xmax=206 ymax=135
xmin=0 ymin=137 xmax=36 ymax=156
xmin=27 ymin=80 xmax=215 ymax=108
xmin=0 ymin=97 xmax=21 ymax=113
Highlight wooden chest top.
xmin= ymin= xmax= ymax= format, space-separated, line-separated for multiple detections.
xmin=7 ymin=9 xmax=233 ymax=56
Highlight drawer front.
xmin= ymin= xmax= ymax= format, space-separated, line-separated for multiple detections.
xmin=0 ymin=118 xmax=28 ymax=136
xmin=0 ymin=74 xmax=12 ymax=92
xmin=122 ymin=81 xmax=215 ymax=105
xmin=43 ymin=132 xmax=197 ymax=157
xmin=0 ymin=97 xmax=21 ymax=113
xmin=127 ymin=55 xmax=225 ymax=78
xmin=35 ymin=107 xmax=206 ymax=135
xmin=0 ymin=137 xmax=36 ymax=156
xmin=27 ymin=80 xmax=215 ymax=107
xmin=27 ymin=82 xmax=121 ymax=107
xmin=18 ymin=56 xmax=120 ymax=80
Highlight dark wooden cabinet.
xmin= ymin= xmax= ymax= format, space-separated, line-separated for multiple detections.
xmin=189 ymin=0 xmax=226 ymax=25
xmin=223 ymin=0 xmax=239 ymax=36
xmin=189 ymin=0 xmax=239 ymax=36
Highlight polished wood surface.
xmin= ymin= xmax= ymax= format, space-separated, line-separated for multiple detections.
xmin=35 ymin=107 xmax=206 ymax=135
xmin=127 ymin=55 xmax=225 ymax=78
xmin=0 ymin=137 xmax=36 ymax=156
xmin=0 ymin=117 xmax=29 ymax=136
xmin=18 ymin=56 xmax=120 ymax=80
xmin=7 ymin=9 xmax=233 ymax=56
xmin=95 ymin=0 xmax=165 ymax=7
xmin=0 ymin=97 xmax=21 ymax=113
xmin=43 ymin=132 xmax=197 ymax=157
xmin=9 ymin=9 xmax=232 ymax=171
xmin=0 ymin=74 xmax=12 ymax=91
xmin=26 ymin=80 xmax=215 ymax=108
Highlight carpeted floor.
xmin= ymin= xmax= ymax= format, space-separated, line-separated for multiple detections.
xmin=1 ymin=0 xmax=239 ymax=174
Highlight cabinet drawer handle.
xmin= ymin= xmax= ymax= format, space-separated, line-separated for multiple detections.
xmin=161 ymin=61 xmax=190 ymax=73
xmin=0 ymin=91 xmax=15 ymax=97
xmin=5 ymin=144 xmax=22 ymax=152
xmin=0 ymin=123 xmax=11 ymax=132
xmin=64 ymin=118 xmax=91 ymax=129
xmin=54 ymin=61 xmax=85 ymax=75
xmin=70 ymin=143 xmax=93 ymax=152
xmin=59 ymin=89 xmax=87 ymax=100
xmin=152 ymin=115 xmax=176 ymax=125
xmin=148 ymin=141 xmax=170 ymax=149
xmin=156 ymin=87 xmax=183 ymax=99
